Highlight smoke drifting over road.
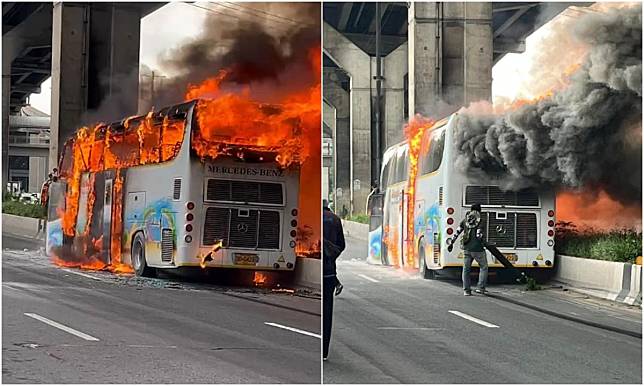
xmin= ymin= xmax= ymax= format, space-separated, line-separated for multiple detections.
xmin=454 ymin=4 xmax=642 ymax=206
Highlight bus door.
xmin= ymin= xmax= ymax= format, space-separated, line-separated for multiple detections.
xmin=45 ymin=180 xmax=67 ymax=256
xmin=102 ymin=173 xmax=114 ymax=264
xmin=366 ymin=192 xmax=384 ymax=264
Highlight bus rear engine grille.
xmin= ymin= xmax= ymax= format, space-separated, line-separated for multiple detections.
xmin=206 ymin=179 xmax=284 ymax=205
xmin=465 ymin=186 xmax=539 ymax=207
xmin=202 ymin=207 xmax=281 ymax=249
xmin=479 ymin=212 xmax=537 ymax=248
xmin=161 ymin=229 xmax=174 ymax=262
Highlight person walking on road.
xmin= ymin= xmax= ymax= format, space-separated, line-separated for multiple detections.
xmin=446 ymin=203 xmax=488 ymax=296
xmin=322 ymin=199 xmax=345 ymax=360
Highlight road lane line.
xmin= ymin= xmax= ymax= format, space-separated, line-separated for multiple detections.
xmin=264 ymin=322 xmax=321 ymax=339
xmin=448 ymin=310 xmax=499 ymax=328
xmin=24 ymin=313 xmax=100 ymax=341
xmin=61 ymin=268 xmax=105 ymax=282
xmin=376 ymin=327 xmax=442 ymax=330
xmin=357 ymin=274 xmax=380 ymax=283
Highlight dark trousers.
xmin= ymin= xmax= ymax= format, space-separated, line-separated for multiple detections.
xmin=323 ymin=275 xmax=336 ymax=358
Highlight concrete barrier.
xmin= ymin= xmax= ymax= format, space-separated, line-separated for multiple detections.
xmin=2 ymin=213 xmax=45 ymax=240
xmin=554 ymin=255 xmax=642 ymax=306
xmin=341 ymin=220 xmax=368 ymax=240
xmin=294 ymin=256 xmax=320 ymax=290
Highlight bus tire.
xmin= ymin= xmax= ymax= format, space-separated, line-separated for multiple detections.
xmin=419 ymin=245 xmax=436 ymax=280
xmin=132 ymin=233 xmax=156 ymax=278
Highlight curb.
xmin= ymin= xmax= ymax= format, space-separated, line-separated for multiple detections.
xmin=485 ymin=292 xmax=642 ymax=339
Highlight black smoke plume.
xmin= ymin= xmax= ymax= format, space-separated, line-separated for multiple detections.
xmin=148 ymin=2 xmax=320 ymax=107
xmin=454 ymin=4 xmax=642 ymax=205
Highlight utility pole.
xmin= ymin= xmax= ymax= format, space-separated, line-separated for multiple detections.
xmin=372 ymin=2 xmax=383 ymax=189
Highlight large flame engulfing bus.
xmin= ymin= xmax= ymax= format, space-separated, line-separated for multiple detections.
xmin=45 ymin=97 xmax=315 ymax=276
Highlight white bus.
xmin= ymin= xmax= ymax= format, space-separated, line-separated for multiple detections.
xmin=46 ymin=100 xmax=301 ymax=277
xmin=368 ymin=113 xmax=556 ymax=279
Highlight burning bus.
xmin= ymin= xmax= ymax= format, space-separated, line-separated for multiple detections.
xmin=46 ymin=99 xmax=302 ymax=276
xmin=367 ymin=113 xmax=556 ymax=278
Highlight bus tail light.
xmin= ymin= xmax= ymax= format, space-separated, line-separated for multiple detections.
xmin=185 ymin=224 xmax=193 ymax=232
xmin=291 ymin=219 xmax=297 ymax=227
xmin=290 ymin=230 xmax=297 ymax=237
xmin=187 ymin=202 xmax=195 ymax=210
xmin=186 ymin=213 xmax=194 ymax=221
xmin=548 ymin=220 xmax=554 ymax=227
xmin=547 ymin=239 xmax=554 ymax=247
xmin=447 ymin=207 xmax=454 ymax=215
xmin=291 ymin=208 xmax=298 ymax=216
xmin=548 ymin=229 xmax=554 ymax=237
xmin=185 ymin=235 xmax=192 ymax=243
xmin=447 ymin=218 xmax=454 ymax=225
xmin=447 ymin=228 xmax=453 ymax=235
xmin=532 ymin=261 xmax=539 ymax=267
xmin=548 ymin=210 xmax=554 ymax=217
xmin=545 ymin=260 xmax=552 ymax=266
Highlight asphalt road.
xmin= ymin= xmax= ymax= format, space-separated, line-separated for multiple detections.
xmin=2 ymin=234 xmax=321 ymax=383
xmin=324 ymin=234 xmax=642 ymax=384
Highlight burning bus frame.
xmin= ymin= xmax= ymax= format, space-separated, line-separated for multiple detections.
xmin=45 ymin=99 xmax=306 ymax=277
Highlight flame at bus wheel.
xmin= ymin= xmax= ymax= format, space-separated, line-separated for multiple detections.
xmin=253 ymin=272 xmax=267 ymax=286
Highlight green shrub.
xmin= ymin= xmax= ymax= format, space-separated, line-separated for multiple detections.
xmin=347 ymin=213 xmax=369 ymax=224
xmin=555 ymin=222 xmax=642 ymax=263
xmin=2 ymin=198 xmax=46 ymax=219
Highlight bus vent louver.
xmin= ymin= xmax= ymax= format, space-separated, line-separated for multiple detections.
xmin=173 ymin=178 xmax=182 ymax=200
xmin=206 ymin=179 xmax=283 ymax=205
xmin=439 ymin=186 xmax=443 ymax=205
xmin=161 ymin=229 xmax=174 ymax=262
xmin=465 ymin=186 xmax=539 ymax=207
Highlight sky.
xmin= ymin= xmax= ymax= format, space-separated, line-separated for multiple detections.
xmin=29 ymin=3 xmax=566 ymax=116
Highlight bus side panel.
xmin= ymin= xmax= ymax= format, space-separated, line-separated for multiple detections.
xmin=367 ymin=226 xmax=382 ymax=265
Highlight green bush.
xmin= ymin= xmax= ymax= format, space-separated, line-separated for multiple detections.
xmin=555 ymin=222 xmax=642 ymax=263
xmin=347 ymin=213 xmax=369 ymax=224
xmin=2 ymin=198 xmax=46 ymax=219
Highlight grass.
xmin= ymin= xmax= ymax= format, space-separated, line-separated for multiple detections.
xmin=2 ymin=194 xmax=46 ymax=219
xmin=555 ymin=222 xmax=642 ymax=264
xmin=347 ymin=213 xmax=369 ymax=224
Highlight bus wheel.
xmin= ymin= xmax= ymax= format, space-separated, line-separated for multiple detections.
xmin=132 ymin=233 xmax=155 ymax=278
xmin=419 ymin=245 xmax=436 ymax=280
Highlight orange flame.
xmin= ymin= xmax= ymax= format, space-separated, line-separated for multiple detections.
xmin=403 ymin=115 xmax=435 ymax=267
xmin=253 ymin=272 xmax=267 ymax=286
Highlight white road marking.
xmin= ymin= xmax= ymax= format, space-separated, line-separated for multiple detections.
xmin=264 ymin=322 xmax=321 ymax=339
xmin=61 ymin=268 xmax=105 ymax=282
xmin=448 ymin=310 xmax=499 ymax=328
xmin=356 ymin=274 xmax=380 ymax=283
xmin=24 ymin=313 xmax=100 ymax=341
xmin=376 ymin=327 xmax=441 ymax=330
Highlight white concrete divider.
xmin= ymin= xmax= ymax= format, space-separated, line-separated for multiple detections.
xmin=554 ymin=255 xmax=642 ymax=306
xmin=341 ymin=220 xmax=369 ymax=240
xmin=2 ymin=213 xmax=45 ymax=240
xmin=294 ymin=257 xmax=320 ymax=290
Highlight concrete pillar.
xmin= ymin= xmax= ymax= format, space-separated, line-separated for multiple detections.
xmin=323 ymin=69 xmax=351 ymax=215
xmin=50 ymin=3 xmax=141 ymax=170
xmin=50 ymin=3 xmax=89 ymax=171
xmin=2 ymin=44 xmax=11 ymax=192
xmin=324 ymin=22 xmax=372 ymax=215
xmin=408 ymin=2 xmax=492 ymax=117
xmin=381 ymin=42 xmax=408 ymax=148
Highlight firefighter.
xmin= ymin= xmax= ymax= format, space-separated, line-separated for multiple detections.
xmin=322 ymin=199 xmax=345 ymax=360
xmin=446 ymin=203 xmax=488 ymax=296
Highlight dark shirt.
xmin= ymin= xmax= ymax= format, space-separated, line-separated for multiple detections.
xmin=323 ymin=207 xmax=345 ymax=277
xmin=460 ymin=219 xmax=485 ymax=253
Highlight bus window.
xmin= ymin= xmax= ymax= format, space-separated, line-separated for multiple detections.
xmin=381 ymin=157 xmax=391 ymax=189
xmin=402 ymin=147 xmax=409 ymax=181
xmin=387 ymin=154 xmax=398 ymax=186
xmin=428 ymin=129 xmax=446 ymax=173
xmin=395 ymin=148 xmax=406 ymax=184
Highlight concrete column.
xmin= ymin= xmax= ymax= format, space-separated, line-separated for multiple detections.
xmin=50 ymin=3 xmax=142 ymax=170
xmin=2 ymin=44 xmax=11 ymax=191
xmin=323 ymin=69 xmax=351 ymax=215
xmin=324 ymin=22 xmax=372 ymax=215
xmin=50 ymin=3 xmax=89 ymax=170
xmin=381 ymin=42 xmax=408 ymax=148
xmin=408 ymin=2 xmax=492 ymax=117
